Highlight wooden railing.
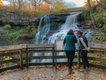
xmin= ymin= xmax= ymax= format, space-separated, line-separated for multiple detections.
xmin=0 ymin=44 xmax=106 ymax=72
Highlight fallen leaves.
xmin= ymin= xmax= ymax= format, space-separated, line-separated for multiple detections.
xmin=0 ymin=78 xmax=4 ymax=80
xmin=0 ymin=66 xmax=106 ymax=80
xmin=23 ymin=77 xmax=31 ymax=80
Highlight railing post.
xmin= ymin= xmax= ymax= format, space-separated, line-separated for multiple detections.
xmin=26 ymin=46 xmax=29 ymax=68
xmin=20 ymin=50 xmax=23 ymax=69
xmin=77 ymin=50 xmax=80 ymax=69
xmin=52 ymin=47 xmax=55 ymax=66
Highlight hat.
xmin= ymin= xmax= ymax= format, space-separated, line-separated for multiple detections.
xmin=77 ymin=31 xmax=83 ymax=35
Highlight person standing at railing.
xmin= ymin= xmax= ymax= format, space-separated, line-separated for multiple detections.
xmin=63 ymin=29 xmax=77 ymax=74
xmin=77 ymin=31 xmax=90 ymax=72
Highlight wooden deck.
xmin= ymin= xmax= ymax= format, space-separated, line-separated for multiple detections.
xmin=0 ymin=66 xmax=106 ymax=80
xmin=0 ymin=43 xmax=106 ymax=80
xmin=0 ymin=43 xmax=106 ymax=72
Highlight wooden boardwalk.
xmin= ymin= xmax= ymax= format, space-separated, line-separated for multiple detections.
xmin=0 ymin=66 xmax=106 ymax=80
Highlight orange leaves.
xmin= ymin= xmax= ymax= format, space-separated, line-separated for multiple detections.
xmin=35 ymin=3 xmax=50 ymax=11
xmin=0 ymin=0 xmax=3 ymax=7
xmin=44 ymin=0 xmax=52 ymax=4
xmin=55 ymin=65 xmax=67 ymax=71
xmin=102 ymin=77 xmax=106 ymax=80
xmin=34 ymin=3 xmax=50 ymax=15
xmin=23 ymin=77 xmax=31 ymax=80
xmin=72 ymin=65 xmax=78 ymax=70
xmin=52 ymin=0 xmax=67 ymax=12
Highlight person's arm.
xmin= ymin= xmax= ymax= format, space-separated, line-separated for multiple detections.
xmin=63 ymin=37 xmax=66 ymax=46
xmin=73 ymin=36 xmax=77 ymax=43
xmin=75 ymin=38 xmax=79 ymax=51
xmin=79 ymin=37 xmax=89 ymax=51
xmin=71 ymin=36 xmax=77 ymax=43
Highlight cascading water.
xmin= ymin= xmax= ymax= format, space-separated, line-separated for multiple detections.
xmin=32 ymin=15 xmax=51 ymax=62
xmin=48 ymin=13 xmax=80 ymax=44
xmin=36 ymin=15 xmax=51 ymax=44
xmin=32 ymin=13 xmax=94 ymax=63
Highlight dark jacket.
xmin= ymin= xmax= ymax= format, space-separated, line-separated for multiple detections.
xmin=63 ymin=34 xmax=77 ymax=51
xmin=79 ymin=36 xmax=88 ymax=50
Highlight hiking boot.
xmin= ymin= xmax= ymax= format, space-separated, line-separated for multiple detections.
xmin=85 ymin=67 xmax=90 ymax=72
xmin=68 ymin=68 xmax=73 ymax=74
xmin=80 ymin=68 xmax=90 ymax=72
xmin=80 ymin=69 xmax=86 ymax=72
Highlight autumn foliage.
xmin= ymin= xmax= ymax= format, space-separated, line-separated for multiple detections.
xmin=35 ymin=3 xmax=50 ymax=15
xmin=0 ymin=0 xmax=3 ymax=6
xmin=52 ymin=0 xmax=67 ymax=12
xmin=0 ymin=0 xmax=68 ymax=16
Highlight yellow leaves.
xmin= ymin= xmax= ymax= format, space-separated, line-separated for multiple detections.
xmin=10 ymin=3 xmax=16 ymax=10
xmin=52 ymin=0 xmax=67 ymax=12
xmin=0 ymin=0 xmax=3 ymax=7
xmin=35 ymin=3 xmax=50 ymax=11
xmin=55 ymin=65 xmax=67 ymax=71
xmin=35 ymin=3 xmax=50 ymax=15
xmin=0 ymin=78 xmax=4 ymax=80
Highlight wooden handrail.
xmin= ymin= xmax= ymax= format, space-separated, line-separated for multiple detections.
xmin=0 ymin=44 xmax=54 ymax=52
xmin=0 ymin=44 xmax=106 ymax=72
xmin=0 ymin=44 xmax=27 ymax=52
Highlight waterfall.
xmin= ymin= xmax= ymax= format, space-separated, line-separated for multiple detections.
xmin=32 ymin=13 xmax=93 ymax=63
xmin=36 ymin=15 xmax=50 ymax=44
xmin=48 ymin=13 xmax=80 ymax=44
xmin=32 ymin=15 xmax=51 ymax=63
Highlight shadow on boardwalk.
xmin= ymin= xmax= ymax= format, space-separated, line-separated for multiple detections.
xmin=0 ymin=66 xmax=106 ymax=80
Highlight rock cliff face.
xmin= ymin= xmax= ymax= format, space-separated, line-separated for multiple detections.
xmin=0 ymin=9 xmax=39 ymax=26
xmin=0 ymin=9 xmax=89 ymax=46
xmin=0 ymin=9 xmax=84 ymax=27
xmin=0 ymin=29 xmax=8 ymax=46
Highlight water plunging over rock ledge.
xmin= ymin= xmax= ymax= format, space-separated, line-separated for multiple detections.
xmin=32 ymin=13 xmax=94 ymax=63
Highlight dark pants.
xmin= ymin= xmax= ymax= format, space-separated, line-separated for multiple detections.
xmin=80 ymin=50 xmax=89 ymax=69
xmin=65 ymin=50 xmax=75 ymax=69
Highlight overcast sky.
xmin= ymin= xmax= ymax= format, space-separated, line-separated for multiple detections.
xmin=62 ymin=0 xmax=86 ymax=8
xmin=2 ymin=0 xmax=86 ymax=8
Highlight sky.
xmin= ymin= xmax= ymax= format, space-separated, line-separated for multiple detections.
xmin=2 ymin=0 xmax=86 ymax=8
xmin=62 ymin=0 xmax=86 ymax=8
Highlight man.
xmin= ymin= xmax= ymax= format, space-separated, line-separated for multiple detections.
xmin=77 ymin=31 xmax=90 ymax=72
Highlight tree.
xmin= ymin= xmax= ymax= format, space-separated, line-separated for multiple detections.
xmin=44 ymin=0 xmax=52 ymax=4
xmin=52 ymin=0 xmax=67 ymax=12
xmin=31 ymin=0 xmax=42 ymax=7
xmin=87 ymin=0 xmax=92 ymax=14
xmin=100 ymin=0 xmax=106 ymax=9
xmin=9 ymin=0 xmax=17 ymax=10
xmin=87 ymin=0 xmax=98 ymax=28
xmin=0 ymin=0 xmax=3 ymax=7
xmin=8 ymin=0 xmax=24 ymax=10
xmin=35 ymin=3 xmax=50 ymax=15
xmin=44 ymin=0 xmax=52 ymax=12
xmin=30 ymin=0 xmax=42 ymax=13
xmin=17 ymin=0 xmax=24 ymax=10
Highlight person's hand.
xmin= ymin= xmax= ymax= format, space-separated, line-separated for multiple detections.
xmin=76 ymin=50 xmax=79 ymax=53
xmin=87 ymin=48 xmax=90 ymax=51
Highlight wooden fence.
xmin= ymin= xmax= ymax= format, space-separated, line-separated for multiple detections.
xmin=0 ymin=44 xmax=106 ymax=72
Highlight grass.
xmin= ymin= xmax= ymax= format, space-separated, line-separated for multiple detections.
xmin=7 ymin=26 xmax=36 ymax=44
xmin=8 ymin=27 xmax=26 ymax=44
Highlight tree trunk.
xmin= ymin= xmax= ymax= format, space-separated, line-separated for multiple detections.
xmin=87 ymin=0 xmax=98 ymax=28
